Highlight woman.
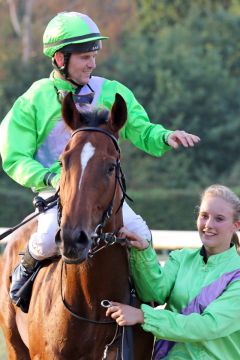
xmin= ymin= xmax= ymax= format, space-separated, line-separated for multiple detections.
xmin=106 ymin=184 xmax=240 ymax=359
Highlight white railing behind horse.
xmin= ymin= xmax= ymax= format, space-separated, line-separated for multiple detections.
xmin=1 ymin=228 xmax=239 ymax=251
xmin=0 ymin=228 xmax=201 ymax=249
xmin=152 ymin=230 xmax=201 ymax=251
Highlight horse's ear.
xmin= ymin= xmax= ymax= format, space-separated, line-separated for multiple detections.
xmin=61 ymin=92 xmax=81 ymax=130
xmin=108 ymin=93 xmax=128 ymax=133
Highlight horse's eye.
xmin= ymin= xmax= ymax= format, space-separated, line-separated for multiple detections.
xmin=107 ymin=164 xmax=116 ymax=175
xmin=58 ymin=160 xmax=63 ymax=167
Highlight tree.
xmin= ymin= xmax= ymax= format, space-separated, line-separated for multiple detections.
xmin=7 ymin=0 xmax=35 ymax=64
xmin=101 ymin=4 xmax=240 ymax=190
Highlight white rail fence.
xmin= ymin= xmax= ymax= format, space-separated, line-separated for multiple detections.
xmin=0 ymin=228 xmax=202 ymax=250
xmin=152 ymin=230 xmax=240 ymax=250
xmin=151 ymin=230 xmax=201 ymax=250
xmin=2 ymin=227 xmax=239 ymax=251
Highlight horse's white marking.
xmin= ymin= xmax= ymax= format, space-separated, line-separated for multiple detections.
xmin=79 ymin=142 xmax=95 ymax=189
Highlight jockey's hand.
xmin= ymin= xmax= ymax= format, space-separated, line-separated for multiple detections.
xmin=118 ymin=227 xmax=149 ymax=250
xmin=167 ymin=131 xmax=200 ymax=149
xmin=106 ymin=302 xmax=144 ymax=326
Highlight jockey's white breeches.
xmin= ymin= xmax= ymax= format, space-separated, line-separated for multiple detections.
xmin=28 ymin=191 xmax=151 ymax=260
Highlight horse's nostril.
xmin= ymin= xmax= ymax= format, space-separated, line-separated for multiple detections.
xmin=55 ymin=229 xmax=62 ymax=245
xmin=59 ymin=227 xmax=89 ymax=245
xmin=57 ymin=227 xmax=91 ymax=263
xmin=78 ymin=230 xmax=89 ymax=245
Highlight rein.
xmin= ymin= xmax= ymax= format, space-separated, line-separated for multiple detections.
xmin=60 ymin=262 xmax=115 ymax=324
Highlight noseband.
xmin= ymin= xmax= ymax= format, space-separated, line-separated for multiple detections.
xmin=57 ymin=126 xmax=132 ymax=257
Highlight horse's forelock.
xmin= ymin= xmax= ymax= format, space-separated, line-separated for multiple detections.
xmin=78 ymin=107 xmax=109 ymax=127
xmin=95 ymin=108 xmax=109 ymax=126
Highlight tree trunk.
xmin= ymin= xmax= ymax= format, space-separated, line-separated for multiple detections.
xmin=7 ymin=0 xmax=35 ymax=65
xmin=21 ymin=0 xmax=35 ymax=65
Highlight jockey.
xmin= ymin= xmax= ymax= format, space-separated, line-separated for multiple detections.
xmin=0 ymin=12 xmax=200 ymax=310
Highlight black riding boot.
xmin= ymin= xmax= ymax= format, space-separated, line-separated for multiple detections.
xmin=10 ymin=247 xmax=40 ymax=312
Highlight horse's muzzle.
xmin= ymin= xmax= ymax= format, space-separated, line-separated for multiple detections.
xmin=55 ymin=227 xmax=91 ymax=264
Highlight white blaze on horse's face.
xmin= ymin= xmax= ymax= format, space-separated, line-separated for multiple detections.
xmin=79 ymin=142 xmax=95 ymax=190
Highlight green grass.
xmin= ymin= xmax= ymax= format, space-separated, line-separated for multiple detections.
xmin=0 ymin=329 xmax=7 ymax=359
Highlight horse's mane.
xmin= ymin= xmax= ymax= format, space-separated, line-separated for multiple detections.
xmin=77 ymin=106 xmax=109 ymax=127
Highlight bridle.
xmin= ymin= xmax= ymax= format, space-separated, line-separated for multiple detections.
xmin=58 ymin=126 xmax=134 ymax=359
xmin=57 ymin=126 xmax=133 ymax=257
xmin=59 ymin=126 xmax=133 ymax=319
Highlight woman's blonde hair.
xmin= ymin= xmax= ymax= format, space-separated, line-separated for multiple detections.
xmin=201 ymin=184 xmax=240 ymax=251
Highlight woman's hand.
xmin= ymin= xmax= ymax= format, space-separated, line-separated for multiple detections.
xmin=106 ymin=302 xmax=144 ymax=326
xmin=118 ymin=227 xmax=149 ymax=250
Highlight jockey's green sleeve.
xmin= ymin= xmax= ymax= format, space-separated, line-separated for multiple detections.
xmin=0 ymin=73 xmax=172 ymax=192
xmin=130 ymin=245 xmax=240 ymax=359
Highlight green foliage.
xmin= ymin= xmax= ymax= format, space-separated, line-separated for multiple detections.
xmin=0 ymin=173 xmax=33 ymax=227
xmin=0 ymin=58 xmax=51 ymax=119
xmin=129 ymin=187 xmax=200 ymax=230
xmin=128 ymin=184 xmax=240 ymax=230
xmin=1 ymin=1 xmax=240 ymax=230
xmin=135 ymin=0 xmax=239 ymax=30
xmin=101 ymin=4 xmax=240 ymax=191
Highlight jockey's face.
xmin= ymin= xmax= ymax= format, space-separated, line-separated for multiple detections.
xmin=68 ymin=51 xmax=98 ymax=85
xmin=54 ymin=50 xmax=98 ymax=85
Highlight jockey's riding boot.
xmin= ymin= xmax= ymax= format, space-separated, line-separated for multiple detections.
xmin=10 ymin=247 xmax=40 ymax=310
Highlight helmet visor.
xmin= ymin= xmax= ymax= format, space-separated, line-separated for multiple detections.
xmin=60 ymin=40 xmax=101 ymax=54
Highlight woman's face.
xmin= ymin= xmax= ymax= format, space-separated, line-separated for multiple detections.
xmin=197 ymin=195 xmax=240 ymax=256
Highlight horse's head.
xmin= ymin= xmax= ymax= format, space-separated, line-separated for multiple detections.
xmin=55 ymin=92 xmax=128 ymax=264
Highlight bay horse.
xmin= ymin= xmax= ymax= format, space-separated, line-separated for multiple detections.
xmin=0 ymin=93 xmax=154 ymax=359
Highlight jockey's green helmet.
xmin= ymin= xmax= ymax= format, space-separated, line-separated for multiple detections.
xmin=43 ymin=12 xmax=108 ymax=58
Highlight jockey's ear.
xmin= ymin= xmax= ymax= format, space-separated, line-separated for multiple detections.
xmin=108 ymin=93 xmax=127 ymax=133
xmin=54 ymin=51 xmax=65 ymax=68
xmin=61 ymin=92 xmax=82 ymax=130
